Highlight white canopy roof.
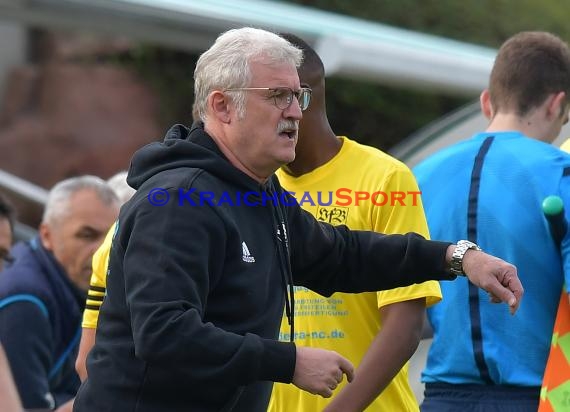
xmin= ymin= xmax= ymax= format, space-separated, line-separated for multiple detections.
xmin=0 ymin=0 xmax=497 ymax=96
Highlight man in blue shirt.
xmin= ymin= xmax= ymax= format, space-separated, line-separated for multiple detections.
xmin=414 ymin=31 xmax=570 ymax=412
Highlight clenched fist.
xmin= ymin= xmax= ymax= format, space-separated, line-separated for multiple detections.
xmin=292 ymin=346 xmax=354 ymax=398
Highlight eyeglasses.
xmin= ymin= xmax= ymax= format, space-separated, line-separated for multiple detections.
xmin=224 ymin=87 xmax=312 ymax=111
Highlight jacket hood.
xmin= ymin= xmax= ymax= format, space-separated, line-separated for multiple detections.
xmin=127 ymin=123 xmax=266 ymax=192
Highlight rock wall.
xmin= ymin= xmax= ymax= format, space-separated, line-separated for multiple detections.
xmin=0 ymin=30 xmax=163 ymax=226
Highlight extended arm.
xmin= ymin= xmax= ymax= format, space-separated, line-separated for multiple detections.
xmin=286 ymin=204 xmax=522 ymax=311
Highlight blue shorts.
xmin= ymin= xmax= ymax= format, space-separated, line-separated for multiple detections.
xmin=420 ymin=383 xmax=540 ymax=412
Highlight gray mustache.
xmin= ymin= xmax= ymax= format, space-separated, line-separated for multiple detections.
xmin=277 ymin=120 xmax=299 ymax=134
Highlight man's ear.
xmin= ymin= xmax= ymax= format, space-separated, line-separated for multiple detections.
xmin=209 ymin=91 xmax=232 ymax=123
xmin=480 ymin=89 xmax=493 ymax=120
xmin=39 ymin=223 xmax=53 ymax=251
xmin=546 ymin=91 xmax=567 ymax=120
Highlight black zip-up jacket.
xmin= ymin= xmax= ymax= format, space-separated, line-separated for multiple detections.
xmin=74 ymin=123 xmax=453 ymax=412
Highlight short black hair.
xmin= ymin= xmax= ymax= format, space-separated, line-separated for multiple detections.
xmin=279 ymin=33 xmax=325 ymax=74
xmin=0 ymin=193 xmax=15 ymax=234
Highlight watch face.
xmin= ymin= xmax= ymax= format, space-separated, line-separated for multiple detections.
xmin=458 ymin=240 xmax=476 ymax=249
xmin=450 ymin=240 xmax=480 ymax=276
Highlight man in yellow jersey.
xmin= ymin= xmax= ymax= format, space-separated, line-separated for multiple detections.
xmin=268 ymin=33 xmax=442 ymax=412
xmin=75 ymin=172 xmax=135 ymax=381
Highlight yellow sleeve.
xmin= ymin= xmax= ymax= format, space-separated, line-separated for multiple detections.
xmin=81 ymin=223 xmax=114 ymax=329
xmin=561 ymin=138 xmax=570 ymax=153
xmin=372 ymin=165 xmax=442 ymax=308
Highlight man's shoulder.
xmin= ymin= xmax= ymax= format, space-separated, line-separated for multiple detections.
xmin=341 ymin=137 xmax=412 ymax=174
xmin=492 ymin=133 xmax=570 ymax=173
xmin=0 ymin=276 xmax=50 ymax=322
xmin=413 ymin=139 xmax=477 ymax=175
xmin=521 ymin=136 xmax=570 ymax=159
xmin=0 ymin=241 xmax=52 ymax=296
xmin=124 ymin=166 xmax=222 ymax=212
xmin=138 ymin=166 xmax=209 ymax=189
xmin=0 ymin=269 xmax=49 ymax=301
xmin=135 ymin=166 xmax=237 ymax=199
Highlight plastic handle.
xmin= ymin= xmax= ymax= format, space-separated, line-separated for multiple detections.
xmin=542 ymin=195 xmax=567 ymax=245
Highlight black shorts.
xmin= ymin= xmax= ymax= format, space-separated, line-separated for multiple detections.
xmin=420 ymin=383 xmax=540 ymax=412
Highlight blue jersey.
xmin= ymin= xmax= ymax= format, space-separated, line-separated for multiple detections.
xmin=414 ymin=131 xmax=570 ymax=386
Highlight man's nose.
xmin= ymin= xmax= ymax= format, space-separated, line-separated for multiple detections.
xmin=284 ymin=97 xmax=303 ymax=120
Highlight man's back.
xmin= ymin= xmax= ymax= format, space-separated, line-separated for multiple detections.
xmin=415 ymin=131 xmax=570 ymax=386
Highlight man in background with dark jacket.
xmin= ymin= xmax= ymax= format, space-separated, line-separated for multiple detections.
xmin=0 ymin=176 xmax=119 ymax=411
xmin=74 ymin=27 xmax=523 ymax=412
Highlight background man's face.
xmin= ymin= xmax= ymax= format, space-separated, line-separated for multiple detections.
xmin=296 ymin=65 xmax=325 ymax=141
xmin=40 ymin=189 xmax=118 ymax=291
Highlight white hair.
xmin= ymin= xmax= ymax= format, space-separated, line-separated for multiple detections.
xmin=194 ymin=27 xmax=303 ymax=121
xmin=42 ymin=175 xmax=119 ymax=225
xmin=107 ymin=171 xmax=136 ymax=205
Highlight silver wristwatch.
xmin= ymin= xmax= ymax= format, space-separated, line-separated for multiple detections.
xmin=449 ymin=240 xmax=482 ymax=276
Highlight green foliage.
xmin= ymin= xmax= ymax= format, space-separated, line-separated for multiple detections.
xmin=293 ymin=0 xmax=570 ymax=46
xmin=285 ymin=0 xmax=570 ymax=148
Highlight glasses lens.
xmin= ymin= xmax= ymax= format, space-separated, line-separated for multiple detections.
xmin=271 ymin=88 xmax=312 ymax=111
xmin=299 ymin=88 xmax=311 ymax=111
xmin=271 ymin=88 xmax=291 ymax=110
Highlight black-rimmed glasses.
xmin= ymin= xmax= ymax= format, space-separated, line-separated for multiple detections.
xmin=224 ymin=87 xmax=312 ymax=111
